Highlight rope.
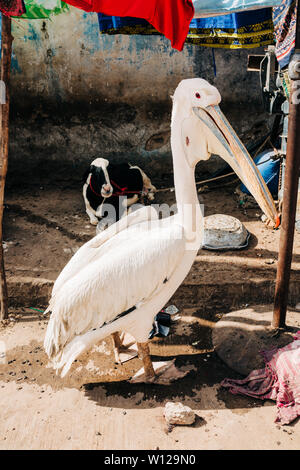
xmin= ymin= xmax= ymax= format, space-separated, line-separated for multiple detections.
xmin=89 ymin=177 xmax=102 ymax=197
xmin=89 ymin=176 xmax=143 ymax=197
xmin=155 ymin=137 xmax=281 ymax=194
xmin=110 ymin=179 xmax=142 ymax=197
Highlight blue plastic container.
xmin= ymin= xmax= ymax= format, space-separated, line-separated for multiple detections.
xmin=240 ymin=149 xmax=280 ymax=196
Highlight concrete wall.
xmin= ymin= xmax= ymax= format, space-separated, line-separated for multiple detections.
xmin=8 ymin=8 xmax=272 ymax=183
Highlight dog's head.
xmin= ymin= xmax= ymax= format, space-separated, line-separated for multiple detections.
xmin=90 ymin=158 xmax=113 ymax=198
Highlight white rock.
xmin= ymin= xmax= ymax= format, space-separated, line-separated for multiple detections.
xmin=164 ymin=402 xmax=195 ymax=426
xmin=295 ymin=303 xmax=300 ymax=311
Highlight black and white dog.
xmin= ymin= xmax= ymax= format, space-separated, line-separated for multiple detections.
xmin=83 ymin=158 xmax=156 ymax=229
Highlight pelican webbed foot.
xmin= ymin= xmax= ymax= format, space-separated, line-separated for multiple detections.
xmin=130 ymin=342 xmax=190 ymax=385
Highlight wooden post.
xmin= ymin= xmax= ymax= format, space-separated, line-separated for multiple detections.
xmin=272 ymin=1 xmax=300 ymax=328
xmin=0 ymin=15 xmax=13 ymax=321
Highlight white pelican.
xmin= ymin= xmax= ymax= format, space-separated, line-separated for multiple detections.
xmin=44 ymin=78 xmax=278 ymax=381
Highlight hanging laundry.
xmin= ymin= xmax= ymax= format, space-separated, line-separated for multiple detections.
xmin=35 ymin=0 xmax=61 ymax=7
xmin=98 ymin=7 xmax=275 ymax=50
xmin=273 ymin=0 xmax=297 ymax=69
xmin=0 ymin=0 xmax=26 ymax=16
xmin=63 ymin=0 xmax=195 ymax=51
xmin=16 ymin=0 xmax=69 ymax=19
xmin=193 ymin=0 xmax=281 ymax=17
xmin=97 ymin=15 xmax=156 ymax=37
xmin=187 ymin=8 xmax=275 ymax=49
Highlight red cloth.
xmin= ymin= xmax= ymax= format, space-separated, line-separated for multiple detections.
xmin=64 ymin=0 xmax=194 ymax=51
xmin=0 ymin=0 xmax=25 ymax=16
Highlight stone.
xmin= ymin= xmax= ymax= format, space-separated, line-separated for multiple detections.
xmin=164 ymin=402 xmax=195 ymax=426
xmin=212 ymin=305 xmax=300 ymax=375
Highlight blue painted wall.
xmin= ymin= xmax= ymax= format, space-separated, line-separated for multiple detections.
xmin=10 ymin=8 xmax=263 ymax=108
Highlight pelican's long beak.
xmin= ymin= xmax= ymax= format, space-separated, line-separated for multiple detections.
xmin=193 ymin=105 xmax=280 ymax=228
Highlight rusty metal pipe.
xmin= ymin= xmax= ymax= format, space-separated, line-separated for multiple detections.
xmin=273 ymin=0 xmax=300 ymax=328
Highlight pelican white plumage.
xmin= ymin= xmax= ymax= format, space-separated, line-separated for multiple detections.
xmin=44 ymin=78 xmax=279 ymax=381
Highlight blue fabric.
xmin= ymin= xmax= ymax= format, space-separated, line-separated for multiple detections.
xmin=240 ymin=149 xmax=280 ymax=196
xmin=98 ymin=8 xmax=273 ymax=33
xmin=189 ymin=7 xmax=272 ymax=29
xmin=98 ymin=13 xmax=149 ymax=32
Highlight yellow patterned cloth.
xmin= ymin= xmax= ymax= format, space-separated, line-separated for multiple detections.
xmin=186 ymin=18 xmax=274 ymax=49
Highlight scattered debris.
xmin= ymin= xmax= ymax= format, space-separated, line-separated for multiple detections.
xmin=164 ymin=305 xmax=179 ymax=315
xmin=261 ymin=214 xmax=268 ymax=223
xmin=149 ymin=305 xmax=179 ymax=339
xmin=265 ymin=259 xmax=276 ymax=265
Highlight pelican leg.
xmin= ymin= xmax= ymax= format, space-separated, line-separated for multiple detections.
xmin=111 ymin=332 xmax=138 ymax=364
xmin=137 ymin=342 xmax=156 ymax=382
xmin=111 ymin=332 xmax=123 ymax=364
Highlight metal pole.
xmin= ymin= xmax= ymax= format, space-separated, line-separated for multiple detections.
xmin=0 ymin=15 xmax=13 ymax=321
xmin=273 ymin=0 xmax=300 ymax=328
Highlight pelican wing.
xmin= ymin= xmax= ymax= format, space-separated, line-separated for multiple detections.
xmin=44 ymin=218 xmax=185 ymax=359
xmin=50 ymin=206 xmax=158 ymax=298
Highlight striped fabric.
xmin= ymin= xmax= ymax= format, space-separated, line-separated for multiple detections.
xmin=222 ymin=331 xmax=300 ymax=425
xmin=272 ymin=0 xmax=297 ymax=69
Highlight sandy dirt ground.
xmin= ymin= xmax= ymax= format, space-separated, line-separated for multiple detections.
xmin=0 ymin=176 xmax=300 ymax=450
xmin=0 ymin=311 xmax=299 ymax=451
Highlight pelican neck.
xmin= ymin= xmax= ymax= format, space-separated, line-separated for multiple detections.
xmin=170 ymin=103 xmax=202 ymax=228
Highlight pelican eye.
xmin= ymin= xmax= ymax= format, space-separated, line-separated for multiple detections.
xmin=195 ymin=92 xmax=201 ymax=99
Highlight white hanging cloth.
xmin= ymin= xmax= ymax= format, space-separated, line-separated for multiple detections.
xmin=193 ymin=0 xmax=282 ymax=18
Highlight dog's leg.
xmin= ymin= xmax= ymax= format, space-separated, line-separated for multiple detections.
xmin=95 ymin=201 xmax=105 ymax=219
xmin=83 ymin=182 xmax=98 ymax=225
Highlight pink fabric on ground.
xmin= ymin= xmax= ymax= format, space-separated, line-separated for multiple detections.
xmin=221 ymin=331 xmax=300 ymax=425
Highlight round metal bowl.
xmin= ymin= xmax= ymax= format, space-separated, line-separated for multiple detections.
xmin=202 ymin=214 xmax=250 ymax=251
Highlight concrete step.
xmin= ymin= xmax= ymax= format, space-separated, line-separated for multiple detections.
xmin=7 ymin=272 xmax=300 ymax=314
